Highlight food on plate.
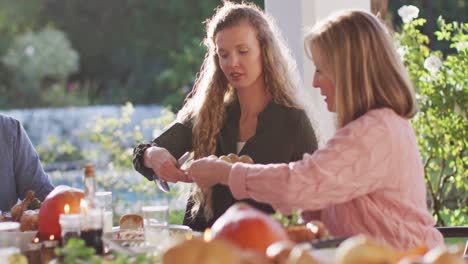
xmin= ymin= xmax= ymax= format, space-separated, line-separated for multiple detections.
xmin=19 ymin=210 xmax=39 ymax=231
xmin=38 ymin=185 xmax=84 ymax=240
xmin=211 ymin=203 xmax=289 ymax=255
xmin=227 ymin=153 xmax=239 ymax=162
xmin=267 ymin=241 xmax=321 ymax=264
xmin=266 ymin=241 xmax=295 ymax=263
xmin=163 ymin=238 xmax=239 ymax=264
xmin=119 ymin=214 xmax=143 ymax=230
xmin=219 ymin=154 xmax=254 ymax=164
xmin=5 ymin=191 xmax=41 ymax=231
xmin=163 ymin=238 xmax=271 ymax=264
xmin=335 ymin=235 xmax=400 ymax=264
xmin=116 ymin=229 xmax=144 ymax=240
xmin=11 ymin=191 xmax=40 ymax=221
xmin=239 ymin=155 xmax=254 ymax=164
xmin=288 ymin=243 xmax=321 ymax=264
xmin=116 ymin=214 xmax=144 ymax=240
xmin=333 ymin=235 xmax=466 ymax=264
xmin=286 ymin=221 xmax=329 ymax=243
xmin=421 ymin=245 xmax=465 ymax=264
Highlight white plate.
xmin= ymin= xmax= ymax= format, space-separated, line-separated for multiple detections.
xmin=103 ymin=225 xmax=193 ymax=255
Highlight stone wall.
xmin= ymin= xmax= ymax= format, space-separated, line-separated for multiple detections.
xmin=0 ymin=104 xmax=164 ymax=147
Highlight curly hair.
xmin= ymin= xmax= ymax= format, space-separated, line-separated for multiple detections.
xmin=177 ymin=1 xmax=304 ymax=220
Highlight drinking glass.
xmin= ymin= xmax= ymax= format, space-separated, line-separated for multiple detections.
xmin=142 ymin=204 xmax=170 ymax=251
xmin=95 ymin=191 xmax=113 ymax=233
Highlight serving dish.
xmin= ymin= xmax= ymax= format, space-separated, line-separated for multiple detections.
xmin=102 ymin=225 xmax=193 ymax=255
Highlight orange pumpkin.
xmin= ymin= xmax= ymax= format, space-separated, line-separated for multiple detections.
xmin=211 ymin=203 xmax=289 ymax=255
xmin=38 ymin=185 xmax=84 ymax=240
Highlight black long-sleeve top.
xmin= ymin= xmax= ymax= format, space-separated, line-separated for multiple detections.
xmin=133 ymin=101 xmax=318 ymax=231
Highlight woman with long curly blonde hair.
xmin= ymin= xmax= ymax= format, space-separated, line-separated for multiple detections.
xmin=133 ymin=1 xmax=317 ymax=231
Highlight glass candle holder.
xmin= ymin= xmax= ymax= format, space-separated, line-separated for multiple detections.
xmin=42 ymin=237 xmax=59 ymax=264
xmin=25 ymin=238 xmax=42 ymax=264
xmin=59 ymin=213 xmax=81 ymax=246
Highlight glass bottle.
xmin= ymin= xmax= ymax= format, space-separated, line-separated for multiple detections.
xmin=80 ymin=163 xmax=104 ymax=254
xmin=83 ymin=164 xmax=96 ymax=208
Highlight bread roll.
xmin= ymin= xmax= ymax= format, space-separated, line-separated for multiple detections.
xmin=119 ymin=214 xmax=143 ymax=230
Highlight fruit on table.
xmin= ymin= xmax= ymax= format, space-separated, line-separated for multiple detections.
xmin=38 ymin=185 xmax=84 ymax=240
xmin=211 ymin=203 xmax=289 ymax=255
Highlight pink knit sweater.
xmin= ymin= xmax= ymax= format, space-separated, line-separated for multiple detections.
xmin=228 ymin=108 xmax=443 ymax=249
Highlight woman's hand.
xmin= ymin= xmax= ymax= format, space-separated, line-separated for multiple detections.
xmin=143 ymin=146 xmax=191 ymax=183
xmin=187 ymin=156 xmax=232 ymax=188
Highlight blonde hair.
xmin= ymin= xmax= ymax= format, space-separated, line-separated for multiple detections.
xmin=177 ymin=1 xmax=303 ymax=220
xmin=304 ymin=10 xmax=417 ymax=128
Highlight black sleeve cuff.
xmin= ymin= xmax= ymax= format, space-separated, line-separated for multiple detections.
xmin=133 ymin=141 xmax=156 ymax=181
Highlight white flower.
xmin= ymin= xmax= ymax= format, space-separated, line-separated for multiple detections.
xmin=24 ymin=45 xmax=35 ymax=57
xmin=456 ymin=41 xmax=468 ymax=52
xmin=455 ymin=83 xmax=463 ymax=92
xmin=397 ymin=45 xmax=409 ymax=59
xmin=424 ymin=55 xmax=442 ymax=74
xmin=398 ymin=5 xmax=419 ymax=23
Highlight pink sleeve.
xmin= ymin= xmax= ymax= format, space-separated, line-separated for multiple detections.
xmin=228 ymin=111 xmax=393 ymax=214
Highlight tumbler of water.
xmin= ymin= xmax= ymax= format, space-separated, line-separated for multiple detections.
xmin=142 ymin=204 xmax=170 ymax=251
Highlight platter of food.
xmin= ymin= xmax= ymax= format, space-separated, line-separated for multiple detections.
xmin=102 ymin=214 xmax=193 ymax=256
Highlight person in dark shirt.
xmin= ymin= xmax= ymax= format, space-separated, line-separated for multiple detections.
xmin=0 ymin=114 xmax=54 ymax=212
xmin=133 ymin=1 xmax=318 ymax=231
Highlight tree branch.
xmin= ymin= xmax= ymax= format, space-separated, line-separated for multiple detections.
xmin=435 ymin=159 xmax=445 ymax=201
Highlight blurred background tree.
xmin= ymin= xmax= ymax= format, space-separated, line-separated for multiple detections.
xmin=0 ymin=0 xmax=264 ymax=110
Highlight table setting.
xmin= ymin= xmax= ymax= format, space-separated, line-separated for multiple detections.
xmin=0 ymin=159 xmax=466 ymax=264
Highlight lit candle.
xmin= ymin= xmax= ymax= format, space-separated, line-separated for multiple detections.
xmin=59 ymin=212 xmax=81 ymax=245
xmin=64 ymin=204 xmax=70 ymax=214
xmin=80 ymin=199 xmax=88 ymax=214
xmin=203 ymin=228 xmax=212 ymax=241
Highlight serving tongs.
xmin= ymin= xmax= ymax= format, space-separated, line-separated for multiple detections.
xmin=152 ymin=151 xmax=193 ymax=193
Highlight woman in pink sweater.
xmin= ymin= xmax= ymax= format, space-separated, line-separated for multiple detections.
xmin=187 ymin=10 xmax=443 ymax=249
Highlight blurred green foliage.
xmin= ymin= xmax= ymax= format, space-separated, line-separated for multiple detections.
xmin=0 ymin=0 xmax=264 ymax=110
xmin=2 ymin=28 xmax=79 ymax=98
xmin=389 ymin=0 xmax=467 ymax=53
xmin=395 ymin=11 xmax=467 ymax=226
